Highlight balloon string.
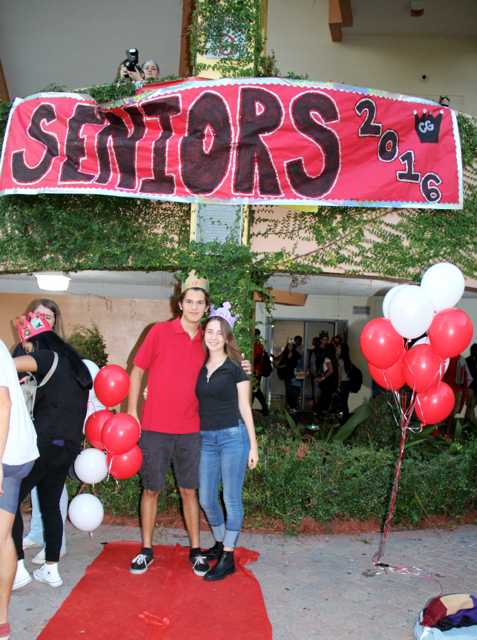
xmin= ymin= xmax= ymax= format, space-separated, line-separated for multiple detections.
xmin=372 ymin=391 xmax=416 ymax=568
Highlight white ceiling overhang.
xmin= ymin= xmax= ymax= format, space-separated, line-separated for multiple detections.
xmin=1 ymin=270 xmax=476 ymax=300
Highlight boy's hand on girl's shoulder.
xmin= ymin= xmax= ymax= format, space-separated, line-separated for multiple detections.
xmin=241 ymin=356 xmax=252 ymax=375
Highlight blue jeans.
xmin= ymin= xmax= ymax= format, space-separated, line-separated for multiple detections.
xmin=199 ymin=423 xmax=250 ymax=549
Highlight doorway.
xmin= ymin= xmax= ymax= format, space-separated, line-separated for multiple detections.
xmin=264 ymin=318 xmax=348 ymax=409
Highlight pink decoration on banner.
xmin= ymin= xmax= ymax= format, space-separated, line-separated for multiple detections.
xmin=428 ymin=308 xmax=474 ymax=358
xmin=360 ymin=318 xmax=404 ymax=369
xmin=0 ymin=80 xmax=462 ymax=208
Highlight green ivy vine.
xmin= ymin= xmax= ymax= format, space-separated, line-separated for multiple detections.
xmin=0 ymin=6 xmax=476 ymax=348
xmin=190 ymin=0 xmax=264 ymax=77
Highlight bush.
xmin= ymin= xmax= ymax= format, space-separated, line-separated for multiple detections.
xmin=68 ymin=324 xmax=108 ymax=367
xmin=78 ymin=434 xmax=477 ymax=531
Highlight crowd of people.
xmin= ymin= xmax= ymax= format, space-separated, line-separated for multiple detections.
xmin=0 ymin=272 xmax=258 ymax=638
xmin=273 ymin=331 xmax=361 ymax=422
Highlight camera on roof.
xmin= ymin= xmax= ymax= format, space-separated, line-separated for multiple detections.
xmin=124 ymin=48 xmax=140 ymax=72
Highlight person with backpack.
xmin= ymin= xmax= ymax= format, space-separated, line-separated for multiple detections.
xmin=12 ymin=299 xmax=69 ymax=571
xmin=334 ymin=341 xmax=362 ymax=423
xmin=12 ymin=313 xmax=92 ymax=589
xmin=0 ymin=339 xmax=39 ymax=640
xmin=252 ymin=329 xmax=269 ymax=416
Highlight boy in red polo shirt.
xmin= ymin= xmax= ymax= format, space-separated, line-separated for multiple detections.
xmin=127 ymin=271 xmax=210 ymax=576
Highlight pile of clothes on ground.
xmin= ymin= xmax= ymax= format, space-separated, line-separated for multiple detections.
xmin=415 ymin=594 xmax=477 ymax=639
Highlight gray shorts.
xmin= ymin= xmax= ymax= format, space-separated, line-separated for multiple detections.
xmin=0 ymin=461 xmax=34 ymax=514
xmin=139 ymin=431 xmax=201 ymax=491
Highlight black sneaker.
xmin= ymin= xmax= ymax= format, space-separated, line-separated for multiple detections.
xmin=189 ymin=549 xmax=210 ymax=577
xmin=204 ymin=541 xmax=224 ymax=561
xmin=130 ymin=549 xmax=154 ymax=575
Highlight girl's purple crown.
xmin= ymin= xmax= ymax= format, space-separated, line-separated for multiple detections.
xmin=209 ymin=301 xmax=238 ymax=328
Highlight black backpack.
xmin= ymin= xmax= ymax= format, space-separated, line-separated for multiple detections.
xmin=261 ymin=351 xmax=273 ymax=378
xmin=347 ymin=363 xmax=362 ymax=393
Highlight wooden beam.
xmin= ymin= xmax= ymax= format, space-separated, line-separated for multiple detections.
xmin=339 ymin=0 xmax=353 ymax=28
xmin=329 ymin=0 xmax=343 ymax=42
xmin=254 ymin=289 xmax=307 ymax=306
xmin=0 ymin=59 xmax=9 ymax=102
xmin=179 ymin=0 xmax=195 ymax=77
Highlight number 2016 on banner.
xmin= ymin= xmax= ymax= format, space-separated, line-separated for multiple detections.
xmin=355 ymin=98 xmax=442 ymax=203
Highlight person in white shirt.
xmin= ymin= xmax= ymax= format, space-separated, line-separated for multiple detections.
xmin=0 ymin=339 xmax=39 ymax=640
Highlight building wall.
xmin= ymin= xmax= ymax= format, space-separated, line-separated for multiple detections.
xmin=0 ymin=0 xmax=182 ymax=99
xmin=0 ymin=292 xmax=173 ymax=369
xmin=267 ymin=0 xmax=477 ymax=116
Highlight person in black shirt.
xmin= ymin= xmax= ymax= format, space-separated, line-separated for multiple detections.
xmin=465 ymin=344 xmax=477 ymax=426
xmin=12 ymin=322 xmax=91 ymax=589
xmin=11 ymin=298 xmax=69 ymax=575
xmin=196 ymin=306 xmax=258 ymax=581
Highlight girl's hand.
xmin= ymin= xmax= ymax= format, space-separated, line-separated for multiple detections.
xmin=248 ymin=446 xmax=259 ymax=469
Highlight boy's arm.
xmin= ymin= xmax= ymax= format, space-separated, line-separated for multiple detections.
xmin=127 ymin=365 xmax=145 ymax=422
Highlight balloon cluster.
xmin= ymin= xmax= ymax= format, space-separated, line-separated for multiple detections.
xmin=69 ymin=364 xmax=142 ymax=533
xmin=360 ymin=262 xmax=474 ymax=426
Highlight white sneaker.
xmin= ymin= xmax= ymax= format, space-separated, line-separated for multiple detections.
xmin=22 ymin=535 xmax=42 ymax=550
xmin=12 ymin=560 xmax=32 ymax=591
xmin=32 ymin=545 xmax=66 ymax=565
xmin=33 ymin=563 xmax=63 ymax=588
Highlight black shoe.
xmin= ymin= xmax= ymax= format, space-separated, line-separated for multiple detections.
xmin=130 ymin=548 xmax=154 ymax=574
xmin=189 ymin=549 xmax=210 ymax=577
xmin=204 ymin=541 xmax=224 ymax=561
xmin=203 ymin=550 xmax=235 ymax=581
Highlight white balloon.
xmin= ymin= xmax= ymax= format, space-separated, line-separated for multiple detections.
xmin=68 ymin=494 xmax=104 ymax=532
xmin=74 ymin=449 xmax=108 ymax=484
xmin=388 ymin=285 xmax=434 ymax=339
xmin=421 ymin=262 xmax=465 ymax=312
xmin=382 ymin=284 xmax=407 ymax=319
xmin=82 ymin=359 xmax=100 ymax=381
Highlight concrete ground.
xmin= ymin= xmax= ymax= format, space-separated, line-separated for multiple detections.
xmin=9 ymin=521 xmax=477 ymax=639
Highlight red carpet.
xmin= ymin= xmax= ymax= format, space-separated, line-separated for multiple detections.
xmin=38 ymin=542 xmax=272 ymax=640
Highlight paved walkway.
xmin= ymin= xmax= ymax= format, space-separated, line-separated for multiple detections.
xmin=9 ymin=522 xmax=477 ymax=639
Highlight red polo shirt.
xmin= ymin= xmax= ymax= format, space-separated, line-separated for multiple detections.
xmin=134 ymin=317 xmax=205 ymax=434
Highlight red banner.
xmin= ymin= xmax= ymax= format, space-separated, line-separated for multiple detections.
xmin=0 ymin=78 xmax=463 ymax=209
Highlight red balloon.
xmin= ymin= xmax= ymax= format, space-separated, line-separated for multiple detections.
xmin=85 ymin=409 xmax=113 ymax=449
xmin=403 ymin=344 xmax=444 ymax=393
xmin=415 ymin=382 xmax=455 ymax=425
xmin=102 ymin=413 xmax=141 ymax=455
xmin=94 ymin=365 xmax=130 ymax=408
xmin=360 ymin=318 xmax=404 ymax=369
xmin=428 ymin=308 xmax=474 ymax=358
xmin=107 ymin=445 xmax=143 ymax=480
xmin=368 ymin=356 xmax=406 ymax=391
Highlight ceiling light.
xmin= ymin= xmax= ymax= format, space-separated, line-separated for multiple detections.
xmin=34 ymin=272 xmax=71 ymax=292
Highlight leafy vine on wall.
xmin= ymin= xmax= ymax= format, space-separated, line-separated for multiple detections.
xmin=0 ymin=0 xmax=476 ymax=346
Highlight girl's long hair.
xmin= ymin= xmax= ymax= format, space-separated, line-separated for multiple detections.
xmin=203 ymin=316 xmax=242 ymax=365
xmin=28 ymin=331 xmax=92 ymax=389
xmin=26 ymin=298 xmax=65 ymax=338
